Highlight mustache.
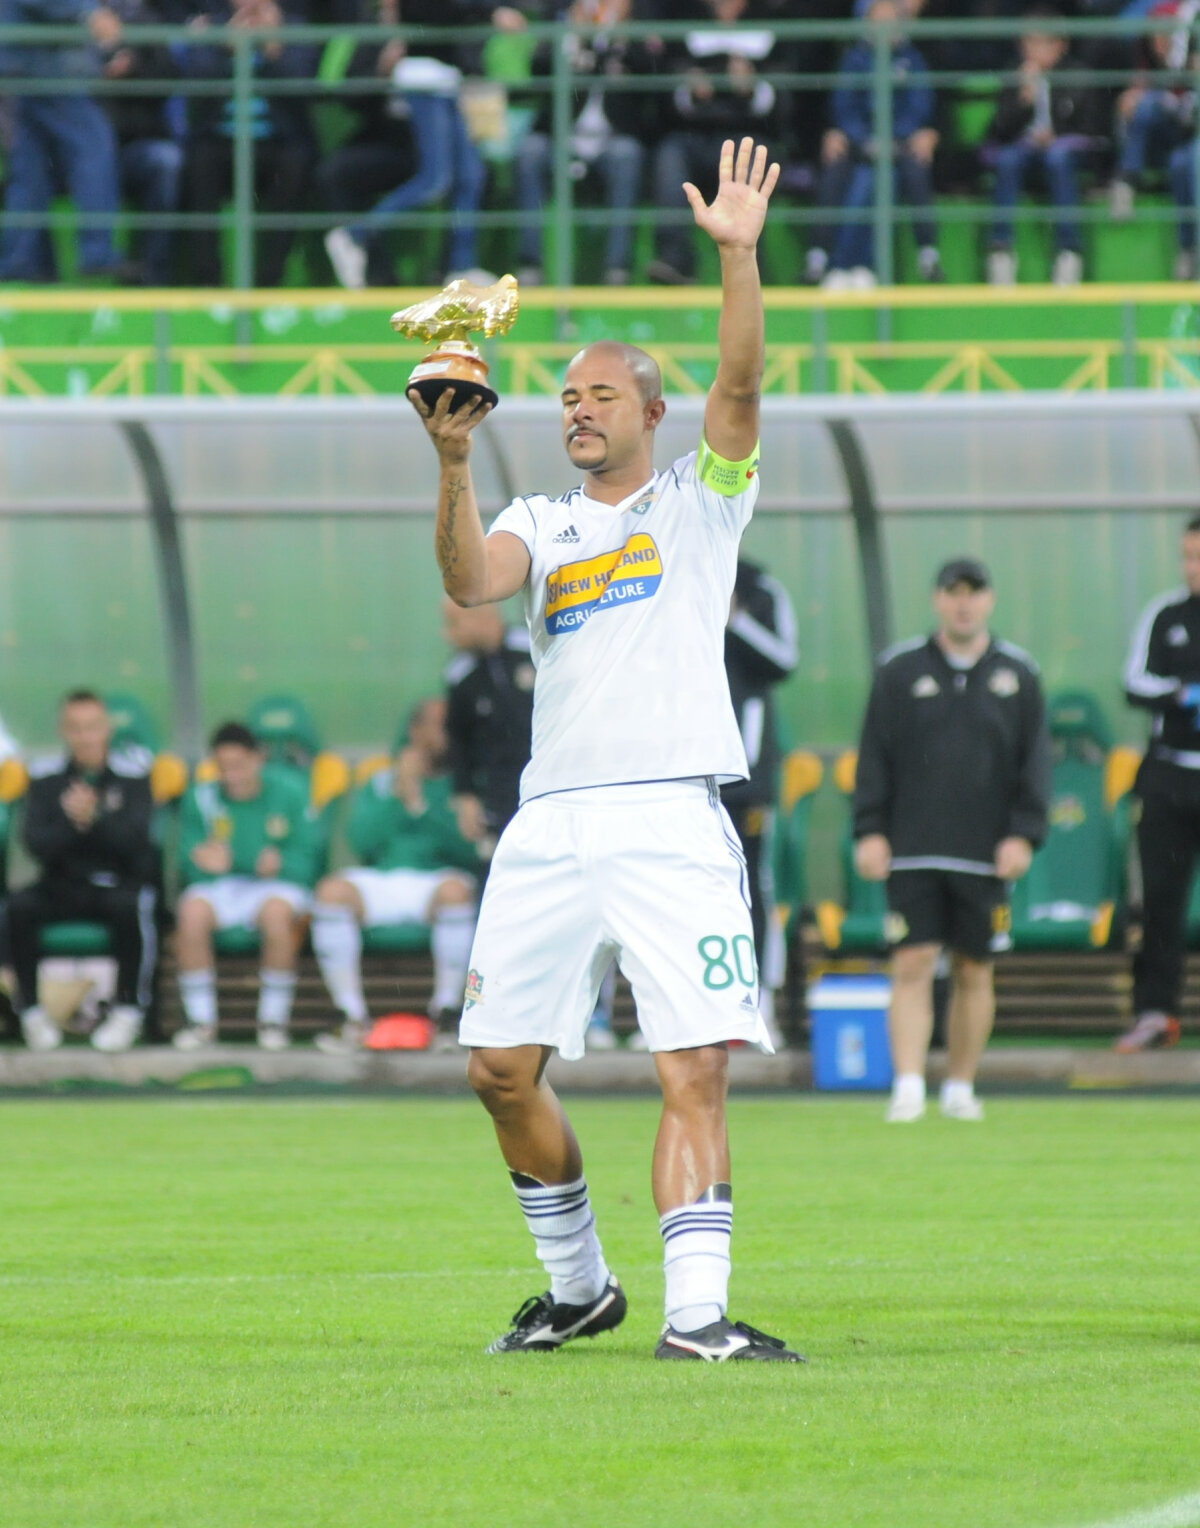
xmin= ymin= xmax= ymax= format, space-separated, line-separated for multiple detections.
xmin=567 ymin=424 xmax=604 ymax=443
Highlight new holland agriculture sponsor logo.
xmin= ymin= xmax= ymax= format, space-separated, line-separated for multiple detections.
xmin=544 ymin=533 xmax=664 ymax=635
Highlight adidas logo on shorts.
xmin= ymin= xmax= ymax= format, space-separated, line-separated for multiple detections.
xmin=551 ymin=525 xmax=581 ymax=544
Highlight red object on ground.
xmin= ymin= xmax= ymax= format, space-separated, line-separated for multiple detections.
xmin=365 ymin=1013 xmax=436 ymax=1050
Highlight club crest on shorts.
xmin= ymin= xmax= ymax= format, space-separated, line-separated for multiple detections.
xmin=988 ymin=668 xmax=1020 ymax=698
xmin=884 ymin=911 xmax=909 ymax=944
xmin=990 ymin=903 xmax=1013 ymax=953
xmin=464 ymin=969 xmax=485 ymax=1009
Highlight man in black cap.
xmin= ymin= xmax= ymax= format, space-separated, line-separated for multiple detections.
xmin=852 ymin=557 xmax=1050 ymax=1122
xmin=1118 ymin=513 xmax=1200 ymax=1051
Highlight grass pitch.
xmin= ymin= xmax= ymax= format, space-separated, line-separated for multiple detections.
xmin=1 ymin=1094 xmax=1198 ymax=1528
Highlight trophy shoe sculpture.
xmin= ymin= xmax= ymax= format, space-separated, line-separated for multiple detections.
xmin=391 ymin=272 xmax=519 ymax=412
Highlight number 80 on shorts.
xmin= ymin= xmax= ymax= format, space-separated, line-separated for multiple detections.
xmin=697 ymin=933 xmax=758 ymax=991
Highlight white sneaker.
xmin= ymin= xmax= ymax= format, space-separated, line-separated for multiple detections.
xmin=1109 ymin=178 xmax=1134 ymax=221
xmin=987 ymin=248 xmax=1017 ymax=285
xmin=516 ymin=265 xmax=544 ymax=287
xmin=314 ymin=1020 xmax=367 ymax=1055
xmin=324 ymin=227 xmax=367 ymax=290
xmin=444 ymin=267 xmax=498 ymax=287
xmin=257 ymin=1024 xmax=291 ymax=1052
xmin=91 ymin=1004 xmax=143 ymax=1053
xmin=1173 ymin=249 xmax=1197 ymax=282
xmin=821 ymin=268 xmax=853 ymax=290
xmin=586 ymin=1020 xmax=617 ymax=1051
xmin=1052 ymin=249 xmax=1083 ymax=286
xmin=940 ymin=1086 xmax=985 ymax=1122
xmin=21 ymin=1005 xmax=62 ymax=1052
xmin=848 ymin=266 xmax=878 ymax=289
xmin=885 ymin=1092 xmax=926 ymax=1123
xmin=627 ymin=1029 xmax=650 ymax=1051
xmin=172 ymin=1022 xmax=216 ymax=1052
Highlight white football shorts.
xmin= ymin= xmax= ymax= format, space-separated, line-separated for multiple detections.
xmin=339 ymin=866 xmax=474 ymax=926
xmin=459 ymin=778 xmax=773 ymax=1059
xmin=179 ymin=876 xmax=311 ymax=930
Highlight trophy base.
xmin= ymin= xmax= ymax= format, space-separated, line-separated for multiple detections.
xmin=408 ymin=374 xmax=499 ymax=413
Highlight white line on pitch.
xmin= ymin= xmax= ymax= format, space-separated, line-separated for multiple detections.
xmin=1081 ymin=1491 xmax=1200 ymax=1528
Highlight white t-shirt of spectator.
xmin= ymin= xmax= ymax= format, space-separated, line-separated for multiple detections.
xmin=487 ymin=444 xmax=759 ymax=804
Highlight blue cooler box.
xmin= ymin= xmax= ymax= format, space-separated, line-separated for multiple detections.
xmin=809 ymin=975 xmax=893 ymax=1091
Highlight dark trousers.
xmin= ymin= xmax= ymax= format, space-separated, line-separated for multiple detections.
xmin=8 ymin=879 xmax=158 ymax=1012
xmin=185 ymin=133 xmax=313 ymax=287
xmin=315 ymin=136 xmax=415 ymax=285
xmin=1132 ymin=764 xmax=1200 ymax=1014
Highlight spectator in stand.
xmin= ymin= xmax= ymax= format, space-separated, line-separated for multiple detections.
xmin=10 ymin=691 xmax=158 ymax=1054
xmin=804 ymin=0 xmax=943 ymax=289
xmin=443 ymin=598 xmax=534 ymax=860
xmin=172 ymin=721 xmax=320 ymax=1051
xmin=324 ymin=0 xmax=529 ymax=288
xmin=1107 ymin=0 xmax=1198 ymax=279
xmin=179 ymin=0 xmax=318 ymax=287
xmin=313 ymin=0 xmax=419 ymax=287
xmin=646 ymin=0 xmax=780 ymax=285
xmin=100 ymin=0 xmax=182 ymax=285
xmin=0 ymin=0 xmax=131 ymax=282
xmin=311 ymin=697 xmax=480 ymax=1053
xmin=513 ymin=0 xmax=662 ymax=288
xmin=985 ymin=8 xmax=1101 ymax=287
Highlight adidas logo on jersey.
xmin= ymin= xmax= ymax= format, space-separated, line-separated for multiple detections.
xmin=551 ymin=525 xmax=581 ymax=544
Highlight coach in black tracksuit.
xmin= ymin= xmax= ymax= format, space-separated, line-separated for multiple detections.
xmin=1119 ymin=516 xmax=1200 ymax=1052
xmin=10 ymin=690 xmax=158 ymax=1052
xmin=722 ymin=558 xmax=799 ymax=989
xmin=853 ymin=558 xmax=1050 ymax=1122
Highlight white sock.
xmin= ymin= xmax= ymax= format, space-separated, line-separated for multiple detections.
xmin=430 ymin=903 xmax=475 ymax=1013
xmin=892 ymin=1072 xmax=926 ymax=1106
xmin=257 ymin=969 xmax=296 ymax=1027
xmin=179 ymin=969 xmax=217 ymax=1028
xmin=511 ymin=1172 xmax=610 ymax=1306
xmin=311 ymin=904 xmax=368 ymax=1023
xmin=660 ymin=1193 xmax=733 ymax=1334
xmin=941 ymin=1078 xmax=975 ymax=1109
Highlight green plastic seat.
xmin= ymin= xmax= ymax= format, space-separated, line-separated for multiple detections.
xmin=247 ymin=694 xmax=322 ymax=770
xmin=362 ymin=923 xmax=432 ymax=956
xmin=773 ymin=749 xmax=824 ymax=945
xmin=1011 ymin=690 xmax=1125 ymax=951
xmin=39 ymin=922 xmax=114 ymax=957
xmin=817 ymin=751 xmax=893 ymax=953
xmin=105 ymin=692 xmax=161 ymax=754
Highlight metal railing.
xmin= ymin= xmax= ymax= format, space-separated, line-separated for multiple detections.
xmin=0 ymin=15 xmax=1198 ymax=286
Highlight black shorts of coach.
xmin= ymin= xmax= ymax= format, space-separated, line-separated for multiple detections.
xmin=886 ymin=869 xmax=1011 ymax=961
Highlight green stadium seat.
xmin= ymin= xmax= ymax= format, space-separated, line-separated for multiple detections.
xmin=773 ymin=748 xmax=824 ymax=942
xmin=105 ymin=692 xmax=161 ymax=754
xmin=1010 ymin=691 xmax=1134 ymax=951
xmin=247 ymin=693 xmax=323 ymax=771
xmin=817 ymin=751 xmax=892 ymax=954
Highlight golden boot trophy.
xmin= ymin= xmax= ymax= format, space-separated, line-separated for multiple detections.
xmin=391 ymin=273 xmax=519 ymax=412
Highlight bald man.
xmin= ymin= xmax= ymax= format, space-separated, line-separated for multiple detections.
xmin=408 ymin=139 xmax=800 ymax=1363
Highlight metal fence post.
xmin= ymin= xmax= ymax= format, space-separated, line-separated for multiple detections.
xmin=232 ymin=33 xmax=255 ymax=290
xmin=551 ymin=30 xmax=574 ymax=288
xmin=871 ymin=20 xmax=895 ymax=287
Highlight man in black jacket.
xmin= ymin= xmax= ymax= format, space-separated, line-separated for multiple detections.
xmin=10 ymin=691 xmax=158 ymax=1053
xmin=443 ymin=599 xmax=534 ymax=858
xmin=985 ymin=10 xmax=1101 ymax=286
xmin=1118 ymin=514 xmax=1200 ymax=1051
xmin=722 ymin=557 xmax=797 ymax=1038
xmin=853 ymin=558 xmax=1050 ymax=1122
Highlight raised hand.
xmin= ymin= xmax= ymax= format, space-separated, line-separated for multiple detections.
xmin=407 ymin=385 xmax=493 ymax=464
xmin=683 ymin=137 xmax=780 ymax=252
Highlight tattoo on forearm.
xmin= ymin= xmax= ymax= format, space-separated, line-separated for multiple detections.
xmin=437 ymin=473 xmax=464 ymax=575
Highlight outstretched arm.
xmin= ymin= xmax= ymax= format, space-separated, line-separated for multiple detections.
xmin=408 ymin=388 xmax=531 ymax=607
xmin=684 ymin=137 xmax=779 ymax=464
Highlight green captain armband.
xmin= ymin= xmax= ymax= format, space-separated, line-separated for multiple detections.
xmin=697 ymin=437 xmax=761 ymax=497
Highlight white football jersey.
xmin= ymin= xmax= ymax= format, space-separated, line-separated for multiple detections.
xmin=488 ymin=447 xmax=757 ymax=802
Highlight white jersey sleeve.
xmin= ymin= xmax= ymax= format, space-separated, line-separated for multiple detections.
xmin=487 ymin=497 xmax=539 ymax=554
